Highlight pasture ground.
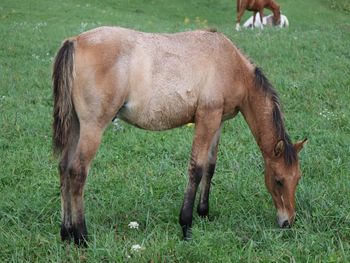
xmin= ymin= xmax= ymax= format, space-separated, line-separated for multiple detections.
xmin=0 ymin=0 xmax=349 ymax=262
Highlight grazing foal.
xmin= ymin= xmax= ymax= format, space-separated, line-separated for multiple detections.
xmin=53 ymin=27 xmax=306 ymax=245
xmin=236 ymin=0 xmax=281 ymax=30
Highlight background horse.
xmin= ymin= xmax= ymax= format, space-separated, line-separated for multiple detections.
xmin=236 ymin=0 xmax=281 ymax=30
xmin=243 ymin=13 xmax=289 ymax=28
xmin=53 ymin=26 xmax=306 ymax=246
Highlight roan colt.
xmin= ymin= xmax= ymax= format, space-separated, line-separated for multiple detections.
xmin=52 ymin=26 xmax=306 ymax=246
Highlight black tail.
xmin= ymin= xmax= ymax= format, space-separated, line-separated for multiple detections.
xmin=52 ymin=39 xmax=75 ymax=155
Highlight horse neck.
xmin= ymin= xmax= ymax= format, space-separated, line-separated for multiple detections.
xmin=267 ymin=1 xmax=279 ymax=14
xmin=268 ymin=0 xmax=279 ymax=9
xmin=240 ymin=77 xmax=280 ymax=159
xmin=270 ymin=2 xmax=281 ymax=19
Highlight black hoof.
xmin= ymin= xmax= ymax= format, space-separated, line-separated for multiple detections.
xmin=61 ymin=223 xmax=73 ymax=242
xmin=197 ymin=205 xmax=209 ymax=218
xmin=73 ymin=230 xmax=88 ymax=247
xmin=61 ymin=221 xmax=88 ymax=247
xmin=182 ymin=225 xmax=192 ymax=241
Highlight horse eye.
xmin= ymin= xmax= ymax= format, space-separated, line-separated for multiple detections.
xmin=275 ymin=179 xmax=284 ymax=187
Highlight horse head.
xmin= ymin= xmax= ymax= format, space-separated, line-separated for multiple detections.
xmin=272 ymin=4 xmax=281 ymax=25
xmin=264 ymin=139 xmax=307 ymax=228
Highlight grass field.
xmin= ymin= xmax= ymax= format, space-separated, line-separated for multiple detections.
xmin=0 ymin=0 xmax=349 ymax=262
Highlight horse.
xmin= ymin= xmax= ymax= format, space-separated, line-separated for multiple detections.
xmin=52 ymin=26 xmax=307 ymax=246
xmin=243 ymin=13 xmax=289 ymax=28
xmin=236 ymin=0 xmax=281 ymax=31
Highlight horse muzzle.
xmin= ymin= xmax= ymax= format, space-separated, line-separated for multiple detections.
xmin=277 ymin=210 xmax=295 ymax=228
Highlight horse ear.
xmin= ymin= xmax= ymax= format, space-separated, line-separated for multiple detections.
xmin=274 ymin=140 xmax=285 ymax=157
xmin=294 ymin=138 xmax=308 ymax=153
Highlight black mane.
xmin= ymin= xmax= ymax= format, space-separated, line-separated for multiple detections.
xmin=254 ymin=67 xmax=297 ymax=165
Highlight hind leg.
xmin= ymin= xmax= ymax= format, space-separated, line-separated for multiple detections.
xmin=179 ymin=109 xmax=222 ymax=240
xmin=60 ymin=124 xmax=104 ymax=246
xmin=197 ymin=125 xmax=222 ymax=218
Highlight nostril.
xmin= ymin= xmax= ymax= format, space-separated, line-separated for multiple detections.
xmin=282 ymin=220 xmax=290 ymax=228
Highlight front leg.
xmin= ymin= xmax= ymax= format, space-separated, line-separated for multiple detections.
xmin=179 ymin=164 xmax=204 ymax=240
xmin=197 ymin=126 xmax=222 ymax=218
xmin=253 ymin=11 xmax=257 ymax=28
xmin=179 ymin=109 xmax=222 ymax=240
xmin=259 ymin=10 xmax=264 ymax=29
xmin=236 ymin=9 xmax=246 ymax=31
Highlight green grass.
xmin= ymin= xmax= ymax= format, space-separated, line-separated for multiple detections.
xmin=0 ymin=0 xmax=349 ymax=261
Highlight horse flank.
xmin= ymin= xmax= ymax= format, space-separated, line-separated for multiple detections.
xmin=254 ymin=67 xmax=297 ymax=165
xmin=52 ymin=39 xmax=75 ymax=155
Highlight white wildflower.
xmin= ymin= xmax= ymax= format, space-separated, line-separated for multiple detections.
xmin=319 ymin=108 xmax=335 ymax=120
xmin=131 ymin=244 xmax=145 ymax=252
xmin=128 ymin=221 xmax=139 ymax=229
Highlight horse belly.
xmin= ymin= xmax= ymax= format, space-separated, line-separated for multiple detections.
xmin=117 ymin=89 xmax=197 ymax=131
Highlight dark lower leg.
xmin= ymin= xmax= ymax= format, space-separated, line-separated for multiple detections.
xmin=60 ymin=155 xmax=89 ymax=246
xmin=69 ymin=163 xmax=88 ymax=246
xmin=197 ymin=163 xmax=216 ymax=217
xmin=179 ymin=165 xmax=203 ymax=240
xmin=59 ymin=157 xmax=74 ymax=242
xmin=197 ymin=127 xmax=221 ymax=218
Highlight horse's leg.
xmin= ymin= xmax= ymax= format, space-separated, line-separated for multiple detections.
xmin=197 ymin=125 xmax=222 ymax=218
xmin=64 ymin=124 xmax=104 ymax=246
xmin=253 ymin=11 xmax=257 ymax=28
xmin=236 ymin=9 xmax=246 ymax=31
xmin=179 ymin=109 xmax=222 ymax=240
xmin=259 ymin=10 xmax=264 ymax=29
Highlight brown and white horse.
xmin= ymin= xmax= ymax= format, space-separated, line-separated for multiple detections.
xmin=236 ymin=0 xmax=281 ymax=30
xmin=53 ymin=26 xmax=306 ymax=246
